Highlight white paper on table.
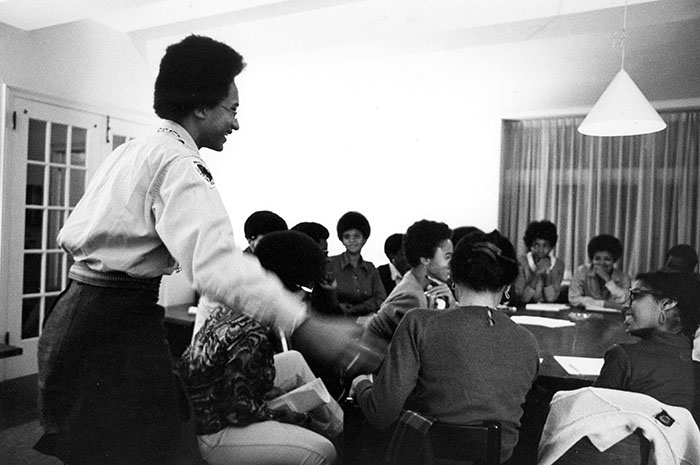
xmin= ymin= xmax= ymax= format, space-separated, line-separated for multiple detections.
xmin=584 ymin=305 xmax=622 ymax=314
xmin=511 ymin=315 xmax=576 ymax=328
xmin=554 ymin=356 xmax=605 ymax=376
xmin=525 ymin=303 xmax=569 ymax=312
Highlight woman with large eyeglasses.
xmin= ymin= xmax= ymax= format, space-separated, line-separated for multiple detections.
xmin=593 ymin=271 xmax=700 ymax=415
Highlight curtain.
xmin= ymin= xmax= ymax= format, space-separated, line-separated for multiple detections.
xmin=499 ymin=109 xmax=700 ymax=279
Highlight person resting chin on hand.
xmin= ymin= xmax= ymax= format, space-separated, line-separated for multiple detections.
xmin=569 ymin=234 xmax=630 ymax=309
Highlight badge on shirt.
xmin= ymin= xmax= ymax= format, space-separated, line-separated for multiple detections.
xmin=193 ymin=160 xmax=215 ymax=188
xmin=654 ymin=410 xmax=675 ymax=427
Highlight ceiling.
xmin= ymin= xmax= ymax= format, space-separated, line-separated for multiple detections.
xmin=2 ymin=0 xmax=700 ymax=112
xmin=0 ymin=0 xmax=663 ymax=34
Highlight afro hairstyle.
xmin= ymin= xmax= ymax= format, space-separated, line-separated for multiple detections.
xmin=587 ymin=234 xmax=623 ymax=262
xmin=154 ymin=35 xmax=246 ymax=122
xmin=254 ymin=230 xmax=326 ymax=291
xmin=523 ymin=220 xmax=558 ymax=248
xmin=244 ymin=211 xmax=288 ymax=240
xmin=336 ymin=211 xmax=371 ymax=240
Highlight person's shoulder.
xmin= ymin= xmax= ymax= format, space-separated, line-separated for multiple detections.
xmin=210 ymin=306 xmax=264 ymax=334
xmin=395 ymin=276 xmax=423 ymax=294
xmin=401 ymin=307 xmax=438 ymax=324
xmin=502 ymin=313 xmax=539 ymax=345
xmin=359 ymin=257 xmax=377 ymax=271
xmin=604 ymin=342 xmax=632 ymax=360
xmin=383 ymin=281 xmax=422 ymax=307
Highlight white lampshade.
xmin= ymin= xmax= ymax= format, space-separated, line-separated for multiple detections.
xmin=578 ymin=69 xmax=666 ymax=137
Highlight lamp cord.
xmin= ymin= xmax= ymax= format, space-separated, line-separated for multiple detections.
xmin=620 ymin=0 xmax=628 ymax=70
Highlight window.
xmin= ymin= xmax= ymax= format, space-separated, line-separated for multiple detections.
xmin=499 ymin=110 xmax=700 ymax=278
xmin=22 ymin=119 xmax=87 ymax=337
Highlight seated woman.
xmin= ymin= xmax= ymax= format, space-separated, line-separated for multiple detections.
xmin=327 ymin=211 xmax=386 ymax=317
xmin=512 ymin=220 xmax=565 ymax=303
xmin=363 ymin=219 xmax=456 ymax=351
xmin=352 ymin=230 xmax=540 ymax=464
xmin=662 ymin=243 xmax=699 ymax=276
xmin=178 ymin=231 xmax=342 ymax=465
xmin=569 ymin=234 xmax=630 ymax=308
xmin=593 ymin=271 xmax=700 ymax=414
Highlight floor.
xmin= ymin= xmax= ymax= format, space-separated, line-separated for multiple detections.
xmin=0 ymin=374 xmax=40 ymax=431
xmin=0 ymin=374 xmax=62 ymax=465
xmin=0 ymin=374 xmax=381 ymax=465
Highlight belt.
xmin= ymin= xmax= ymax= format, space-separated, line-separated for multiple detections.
xmin=68 ymin=261 xmax=162 ymax=290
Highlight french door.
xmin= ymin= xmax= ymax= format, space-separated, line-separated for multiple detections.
xmin=1 ymin=93 xmax=150 ymax=380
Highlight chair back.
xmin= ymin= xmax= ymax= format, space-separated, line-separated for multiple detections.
xmin=430 ymin=421 xmax=501 ymax=465
xmin=385 ymin=410 xmax=501 ymax=465
xmin=552 ymin=431 xmax=649 ymax=465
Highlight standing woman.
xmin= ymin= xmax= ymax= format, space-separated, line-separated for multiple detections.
xmin=327 ymin=211 xmax=386 ymax=317
xmin=35 ymin=36 xmax=310 ymax=465
xmin=512 ymin=220 xmax=565 ymax=303
xmin=352 ymin=230 xmax=539 ymax=464
xmin=569 ymin=234 xmax=631 ymax=309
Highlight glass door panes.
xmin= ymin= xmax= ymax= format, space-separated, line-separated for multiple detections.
xmin=22 ymin=119 xmax=87 ymax=338
xmin=112 ymin=133 xmax=132 ymax=151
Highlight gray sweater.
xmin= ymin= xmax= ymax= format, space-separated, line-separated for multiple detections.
xmin=355 ymin=306 xmax=540 ymax=463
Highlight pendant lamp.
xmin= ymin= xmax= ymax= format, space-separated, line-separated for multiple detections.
xmin=578 ymin=1 xmax=666 ymax=137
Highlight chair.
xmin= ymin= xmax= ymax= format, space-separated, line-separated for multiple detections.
xmin=538 ymin=387 xmax=700 ymax=465
xmin=385 ymin=410 xmax=501 ymax=465
xmin=552 ymin=431 xmax=649 ymax=465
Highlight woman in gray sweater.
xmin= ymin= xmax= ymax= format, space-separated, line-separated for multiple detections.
xmin=352 ymin=230 xmax=540 ymax=464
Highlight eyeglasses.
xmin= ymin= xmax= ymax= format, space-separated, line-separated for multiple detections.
xmin=217 ymin=104 xmax=238 ymax=120
xmin=628 ymin=288 xmax=666 ymax=304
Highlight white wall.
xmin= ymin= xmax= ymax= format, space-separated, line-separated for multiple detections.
xmin=1 ymin=24 xmax=503 ymax=309
xmin=0 ymin=20 xmax=153 ymax=114
xmin=203 ymin=51 xmax=503 ymax=264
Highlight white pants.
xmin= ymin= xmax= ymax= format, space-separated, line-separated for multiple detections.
xmin=198 ymin=351 xmax=338 ymax=465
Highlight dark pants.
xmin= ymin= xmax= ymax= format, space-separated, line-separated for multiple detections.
xmin=35 ymin=280 xmax=192 ymax=465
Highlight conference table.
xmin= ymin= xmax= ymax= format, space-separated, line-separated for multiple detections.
xmin=163 ymin=303 xmax=196 ymax=357
xmin=509 ymin=303 xmax=635 ymax=381
xmin=163 ymin=300 xmax=636 ymax=464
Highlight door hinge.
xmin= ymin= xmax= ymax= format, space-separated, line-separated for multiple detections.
xmin=12 ymin=110 xmax=17 ymax=130
xmin=4 ymin=331 xmax=8 ymax=345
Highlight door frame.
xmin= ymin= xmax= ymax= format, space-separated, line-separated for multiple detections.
xmin=0 ymin=85 xmax=154 ymax=380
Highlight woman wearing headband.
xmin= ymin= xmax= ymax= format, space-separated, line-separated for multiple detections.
xmin=352 ymin=230 xmax=539 ymax=464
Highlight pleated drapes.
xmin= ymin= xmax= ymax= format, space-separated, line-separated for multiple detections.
xmin=499 ymin=109 xmax=700 ymax=278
